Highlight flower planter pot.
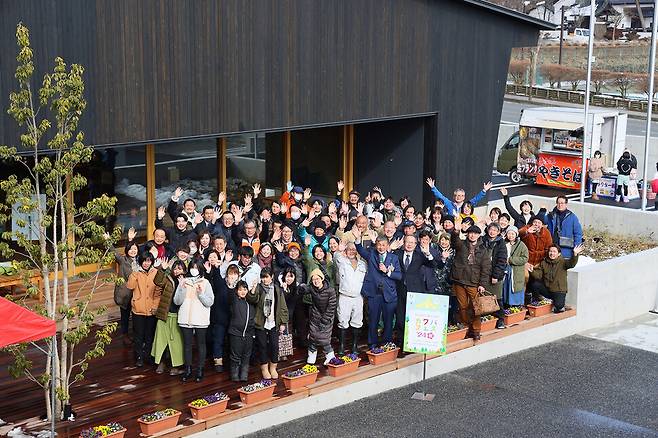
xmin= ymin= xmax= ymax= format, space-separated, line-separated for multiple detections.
xmin=480 ymin=318 xmax=497 ymax=332
xmin=326 ymin=359 xmax=361 ymax=377
xmin=237 ymin=384 xmax=276 ymax=405
xmin=366 ymin=348 xmax=399 ymax=366
xmin=503 ymin=309 xmax=527 ymax=326
xmin=282 ymin=371 xmax=319 ymax=391
xmin=80 ymin=428 xmax=126 ymax=438
xmin=188 ymin=399 xmax=229 ymax=420
xmin=527 ymin=303 xmax=552 ymax=317
xmin=446 ymin=328 xmax=468 ymax=343
xmin=137 ymin=411 xmax=181 ymax=436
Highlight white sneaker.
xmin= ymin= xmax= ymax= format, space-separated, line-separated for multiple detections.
xmin=323 ymin=351 xmax=336 ymax=366
xmin=623 ymin=196 xmax=630 ymax=203
xmin=307 ymin=349 xmax=317 ymax=365
xmin=615 ymin=195 xmax=621 ymax=202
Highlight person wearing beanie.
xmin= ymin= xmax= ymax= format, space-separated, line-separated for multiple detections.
xmin=298 ymin=213 xmax=330 ymax=258
xmin=503 ymin=226 xmax=528 ymax=309
xmin=300 ymin=269 xmax=337 ymax=365
xmin=615 ymin=150 xmax=635 ymax=203
xmin=450 ymin=224 xmax=491 ymax=341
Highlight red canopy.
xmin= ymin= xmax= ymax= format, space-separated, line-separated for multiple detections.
xmin=0 ymin=296 xmax=56 ymax=348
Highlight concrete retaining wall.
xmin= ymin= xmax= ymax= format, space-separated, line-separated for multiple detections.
xmin=567 ymin=247 xmax=658 ymax=330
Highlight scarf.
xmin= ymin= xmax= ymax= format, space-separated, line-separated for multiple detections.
xmin=262 ymin=283 xmax=276 ymax=330
xmin=257 ymin=252 xmax=273 ymax=269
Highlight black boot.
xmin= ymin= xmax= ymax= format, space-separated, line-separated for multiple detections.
xmin=181 ymin=365 xmax=193 ymax=382
xmin=230 ymin=363 xmax=240 ymax=382
xmin=239 ymin=363 xmax=250 ymax=382
xmin=195 ymin=367 xmax=204 ymax=382
xmin=351 ymin=328 xmax=360 ymax=353
xmin=338 ymin=329 xmax=347 ymax=355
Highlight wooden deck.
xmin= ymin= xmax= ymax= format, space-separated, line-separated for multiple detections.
xmin=0 ymin=298 xmax=576 ymax=438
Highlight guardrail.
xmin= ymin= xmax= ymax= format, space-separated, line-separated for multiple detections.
xmin=505 ymin=84 xmax=658 ymax=113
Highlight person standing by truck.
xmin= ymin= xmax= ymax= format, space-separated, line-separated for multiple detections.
xmin=615 ymin=150 xmax=635 ymax=203
xmin=588 ymin=151 xmax=604 ymax=201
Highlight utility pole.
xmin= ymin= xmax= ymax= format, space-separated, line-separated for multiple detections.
xmin=641 ymin=0 xmax=658 ymax=211
xmin=558 ymin=5 xmax=565 ymax=88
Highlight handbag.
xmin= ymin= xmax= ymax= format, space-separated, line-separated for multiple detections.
xmin=558 ymin=236 xmax=574 ymax=249
xmin=278 ymin=325 xmax=294 ymax=359
xmin=473 ymin=290 xmax=500 ymax=316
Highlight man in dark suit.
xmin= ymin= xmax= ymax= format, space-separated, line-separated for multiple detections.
xmin=354 ymin=228 xmax=402 ymax=349
xmin=394 ymin=234 xmax=437 ymax=337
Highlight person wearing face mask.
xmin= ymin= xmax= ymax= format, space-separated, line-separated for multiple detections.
xmin=353 ymin=227 xmax=402 ymax=349
xmin=364 ymin=187 xmax=384 ymax=217
xmin=279 ymin=185 xmax=306 ymax=219
xmin=127 ymin=252 xmax=160 ymax=367
xmin=288 ymin=204 xmax=305 ymax=226
xmin=113 ymin=228 xmax=140 ymax=346
xmin=529 ymin=244 xmax=583 ymax=313
xmin=152 ymin=258 xmax=186 ymax=376
xmin=174 ymin=259 xmax=214 ymax=382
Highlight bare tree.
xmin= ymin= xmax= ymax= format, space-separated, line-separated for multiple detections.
xmin=509 ymin=59 xmax=531 ymax=85
xmin=591 ymin=70 xmax=613 ymax=94
xmin=541 ymin=63 xmax=568 ymax=88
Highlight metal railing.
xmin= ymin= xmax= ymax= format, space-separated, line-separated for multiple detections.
xmin=505 ymin=84 xmax=658 ymax=113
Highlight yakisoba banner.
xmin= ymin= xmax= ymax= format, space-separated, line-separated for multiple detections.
xmin=536 ymin=153 xmax=585 ymax=190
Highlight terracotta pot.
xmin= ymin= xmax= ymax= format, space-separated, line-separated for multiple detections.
xmin=446 ymin=328 xmax=468 ymax=343
xmin=503 ymin=309 xmax=527 ymax=326
xmin=79 ymin=428 xmax=126 ymax=438
xmin=326 ymin=359 xmax=361 ymax=377
xmin=480 ymin=318 xmax=497 ymax=332
xmin=527 ymin=303 xmax=552 ymax=317
xmin=237 ymin=384 xmax=276 ymax=405
xmin=366 ymin=348 xmax=399 ymax=366
xmin=282 ymin=371 xmax=319 ymax=391
xmin=188 ymin=399 xmax=229 ymax=420
xmin=137 ymin=411 xmax=181 ymax=436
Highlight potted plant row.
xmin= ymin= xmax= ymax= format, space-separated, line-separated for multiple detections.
xmin=480 ymin=314 xmax=497 ymax=332
xmin=188 ymin=392 xmax=230 ymax=420
xmin=527 ymin=299 xmax=553 ymax=317
xmin=79 ymin=422 xmax=126 ymax=438
xmin=366 ymin=342 xmax=399 ymax=365
xmin=446 ymin=323 xmax=468 ymax=343
xmin=326 ymin=352 xmax=361 ymax=377
xmin=137 ymin=409 xmax=181 ymax=436
xmin=503 ymin=306 xmax=527 ymax=325
xmin=237 ymin=379 xmax=276 ymax=405
xmin=282 ymin=364 xmax=319 ymax=391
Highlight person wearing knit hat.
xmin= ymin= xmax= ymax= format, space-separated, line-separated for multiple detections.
xmin=502 ymin=225 xmax=528 ymax=308
xmin=301 ymin=268 xmax=336 ymax=366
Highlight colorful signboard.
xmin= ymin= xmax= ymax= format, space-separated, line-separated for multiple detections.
xmin=535 ymin=153 xmax=584 ymax=190
xmin=403 ymin=293 xmax=449 ymax=355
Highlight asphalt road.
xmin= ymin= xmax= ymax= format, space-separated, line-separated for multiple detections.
xmin=247 ymin=335 xmax=658 ymax=438
xmin=501 ymin=100 xmax=658 ymax=137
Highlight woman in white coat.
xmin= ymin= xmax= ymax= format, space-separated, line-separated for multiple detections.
xmin=174 ymin=259 xmax=214 ymax=382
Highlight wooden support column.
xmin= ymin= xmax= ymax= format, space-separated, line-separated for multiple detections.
xmin=283 ymin=131 xmax=292 ymax=189
xmin=217 ymin=138 xmax=227 ymax=209
xmin=342 ymin=125 xmax=355 ymax=200
xmin=146 ymin=144 xmax=156 ymax=239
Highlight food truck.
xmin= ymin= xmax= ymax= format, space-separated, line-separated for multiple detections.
xmin=517 ymin=107 xmax=627 ymax=190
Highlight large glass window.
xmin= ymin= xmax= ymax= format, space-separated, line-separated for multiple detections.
xmin=111 ymin=146 xmax=148 ymax=239
xmin=291 ymin=127 xmax=342 ymax=197
xmin=154 ymin=140 xmax=217 ymax=227
xmin=226 ymin=133 xmax=280 ymax=203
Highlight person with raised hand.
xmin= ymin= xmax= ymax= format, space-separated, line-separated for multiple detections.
xmin=426 ymin=177 xmax=492 ymax=218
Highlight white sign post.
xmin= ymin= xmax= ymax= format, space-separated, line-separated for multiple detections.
xmin=403 ymin=292 xmax=449 ymax=401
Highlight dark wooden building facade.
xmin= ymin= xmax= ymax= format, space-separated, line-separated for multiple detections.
xmin=0 ymin=0 xmax=550 ymax=239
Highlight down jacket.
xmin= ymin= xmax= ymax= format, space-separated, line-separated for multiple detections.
xmin=301 ymin=282 xmax=337 ymax=346
xmin=450 ymin=231 xmax=492 ymax=289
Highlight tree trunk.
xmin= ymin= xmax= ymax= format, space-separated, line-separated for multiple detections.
xmin=635 ymin=0 xmax=646 ymax=30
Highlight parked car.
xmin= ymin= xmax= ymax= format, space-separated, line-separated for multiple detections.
xmin=496 ymin=131 xmax=522 ymax=183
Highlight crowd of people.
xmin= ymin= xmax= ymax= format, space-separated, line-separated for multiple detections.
xmin=113 ymin=178 xmax=584 ymax=383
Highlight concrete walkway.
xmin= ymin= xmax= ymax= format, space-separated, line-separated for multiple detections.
xmin=248 ymin=327 xmax=658 ymax=438
xmin=582 ymin=312 xmax=658 ymax=354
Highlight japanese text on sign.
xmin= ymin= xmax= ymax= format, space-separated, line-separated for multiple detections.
xmin=403 ymin=293 xmax=449 ymax=355
xmin=536 ymin=153 xmax=584 ymax=190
